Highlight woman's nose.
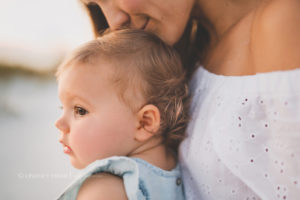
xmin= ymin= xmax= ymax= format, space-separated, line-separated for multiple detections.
xmin=99 ymin=2 xmax=130 ymax=30
xmin=55 ymin=116 xmax=70 ymax=134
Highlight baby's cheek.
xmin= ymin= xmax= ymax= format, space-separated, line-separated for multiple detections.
xmin=76 ymin=130 xmax=113 ymax=161
xmin=71 ymin=131 xmax=99 ymax=162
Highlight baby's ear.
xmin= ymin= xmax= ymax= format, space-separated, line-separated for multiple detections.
xmin=135 ymin=104 xmax=161 ymax=142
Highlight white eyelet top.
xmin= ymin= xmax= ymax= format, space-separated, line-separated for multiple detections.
xmin=179 ymin=66 xmax=300 ymax=200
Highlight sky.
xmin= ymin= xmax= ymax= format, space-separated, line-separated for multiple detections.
xmin=0 ymin=0 xmax=93 ymax=72
xmin=0 ymin=1 xmax=95 ymax=198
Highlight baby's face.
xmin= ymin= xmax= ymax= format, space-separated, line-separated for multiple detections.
xmin=55 ymin=62 xmax=138 ymax=169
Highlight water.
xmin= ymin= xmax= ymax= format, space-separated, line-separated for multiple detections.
xmin=0 ymin=71 xmax=80 ymax=199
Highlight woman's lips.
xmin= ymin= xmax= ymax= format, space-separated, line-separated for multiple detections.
xmin=141 ymin=18 xmax=149 ymax=30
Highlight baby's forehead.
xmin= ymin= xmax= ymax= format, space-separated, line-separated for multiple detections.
xmin=86 ymin=58 xmax=146 ymax=109
xmin=60 ymin=53 xmax=145 ymax=98
xmin=69 ymin=58 xmax=117 ymax=76
xmin=85 ymin=55 xmax=140 ymax=78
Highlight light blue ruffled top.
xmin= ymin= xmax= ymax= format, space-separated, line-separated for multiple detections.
xmin=57 ymin=156 xmax=185 ymax=200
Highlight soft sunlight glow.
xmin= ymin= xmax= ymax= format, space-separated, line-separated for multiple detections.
xmin=0 ymin=0 xmax=93 ymax=71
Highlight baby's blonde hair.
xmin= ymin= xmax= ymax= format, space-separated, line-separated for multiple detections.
xmin=56 ymin=29 xmax=190 ymax=154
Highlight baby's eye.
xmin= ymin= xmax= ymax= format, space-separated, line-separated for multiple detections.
xmin=74 ymin=106 xmax=89 ymax=116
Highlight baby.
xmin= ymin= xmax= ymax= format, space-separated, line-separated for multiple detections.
xmin=55 ymin=29 xmax=189 ymax=200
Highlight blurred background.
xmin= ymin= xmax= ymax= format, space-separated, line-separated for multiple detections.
xmin=0 ymin=0 xmax=94 ymax=199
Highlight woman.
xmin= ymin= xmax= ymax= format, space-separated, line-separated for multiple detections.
xmin=80 ymin=0 xmax=300 ymax=199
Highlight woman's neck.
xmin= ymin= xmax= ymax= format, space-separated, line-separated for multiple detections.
xmin=193 ymin=0 xmax=261 ymax=40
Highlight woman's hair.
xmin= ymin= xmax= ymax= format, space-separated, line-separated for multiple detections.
xmin=57 ymin=29 xmax=190 ymax=154
xmin=82 ymin=2 xmax=210 ymax=79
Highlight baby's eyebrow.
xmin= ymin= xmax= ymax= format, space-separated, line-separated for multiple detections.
xmin=70 ymin=94 xmax=90 ymax=105
xmin=59 ymin=90 xmax=91 ymax=107
xmin=81 ymin=0 xmax=96 ymax=5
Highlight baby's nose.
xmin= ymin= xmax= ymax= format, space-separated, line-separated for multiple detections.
xmin=55 ymin=117 xmax=69 ymax=134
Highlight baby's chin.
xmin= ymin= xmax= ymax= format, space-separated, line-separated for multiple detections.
xmin=70 ymin=157 xmax=89 ymax=169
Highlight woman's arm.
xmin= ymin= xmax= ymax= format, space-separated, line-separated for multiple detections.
xmin=76 ymin=173 xmax=128 ymax=200
xmin=252 ymin=0 xmax=300 ymax=72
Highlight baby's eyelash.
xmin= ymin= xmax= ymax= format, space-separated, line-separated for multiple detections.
xmin=74 ymin=106 xmax=89 ymax=116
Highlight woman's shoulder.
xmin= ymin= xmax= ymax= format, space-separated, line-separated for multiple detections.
xmin=76 ymin=173 xmax=127 ymax=200
xmin=251 ymin=0 xmax=300 ymax=72
xmin=255 ymin=0 xmax=300 ymax=37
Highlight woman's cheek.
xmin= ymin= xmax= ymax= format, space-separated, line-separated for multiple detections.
xmin=119 ymin=0 xmax=144 ymax=13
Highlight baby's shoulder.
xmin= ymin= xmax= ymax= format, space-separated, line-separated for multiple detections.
xmin=76 ymin=173 xmax=127 ymax=200
xmin=251 ymin=0 xmax=300 ymax=72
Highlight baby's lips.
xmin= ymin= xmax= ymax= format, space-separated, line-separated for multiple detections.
xmin=63 ymin=146 xmax=72 ymax=154
xmin=59 ymin=139 xmax=72 ymax=154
